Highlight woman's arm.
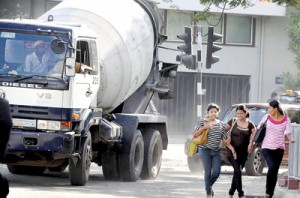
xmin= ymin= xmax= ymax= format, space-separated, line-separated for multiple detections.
xmin=193 ymin=122 xmax=210 ymax=138
xmin=248 ymin=126 xmax=257 ymax=154
xmin=286 ymin=133 xmax=295 ymax=143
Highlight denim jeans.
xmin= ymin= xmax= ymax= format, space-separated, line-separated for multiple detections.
xmin=262 ymin=148 xmax=284 ymax=197
xmin=199 ymin=148 xmax=221 ymax=196
xmin=228 ymin=156 xmax=244 ymax=197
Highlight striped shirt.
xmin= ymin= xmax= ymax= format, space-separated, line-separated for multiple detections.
xmin=260 ymin=114 xmax=292 ymax=150
xmin=195 ymin=119 xmax=227 ymax=151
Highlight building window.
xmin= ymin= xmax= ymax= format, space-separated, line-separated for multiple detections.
xmin=166 ymin=10 xmax=193 ymax=40
xmin=225 ymin=15 xmax=253 ymax=45
xmin=163 ymin=11 xmax=254 ymax=46
xmin=196 ymin=14 xmax=224 ymax=43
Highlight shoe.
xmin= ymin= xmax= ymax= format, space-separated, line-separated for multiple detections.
xmin=229 ymin=196 xmax=233 ymax=198
xmin=265 ymin=194 xmax=271 ymax=198
xmin=240 ymin=196 xmax=245 ymax=198
xmin=211 ymin=189 xmax=214 ymax=197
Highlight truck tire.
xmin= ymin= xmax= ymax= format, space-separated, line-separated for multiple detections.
xmin=7 ymin=165 xmax=45 ymax=175
xmin=102 ymin=150 xmax=120 ymax=180
xmin=187 ymin=153 xmax=203 ymax=173
xmin=245 ymin=147 xmax=265 ymax=176
xmin=69 ymin=132 xmax=92 ymax=186
xmin=119 ymin=130 xmax=144 ymax=181
xmin=140 ymin=129 xmax=163 ymax=180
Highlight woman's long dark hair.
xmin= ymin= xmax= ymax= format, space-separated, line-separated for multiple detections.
xmin=269 ymin=99 xmax=284 ymax=115
xmin=236 ymin=104 xmax=250 ymax=118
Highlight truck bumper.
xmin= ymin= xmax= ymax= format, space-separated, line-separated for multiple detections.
xmin=7 ymin=130 xmax=75 ymax=153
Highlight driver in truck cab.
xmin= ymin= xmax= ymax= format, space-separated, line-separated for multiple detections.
xmin=24 ymin=40 xmax=50 ymax=74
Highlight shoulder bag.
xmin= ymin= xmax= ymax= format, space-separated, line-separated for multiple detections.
xmin=253 ymin=115 xmax=270 ymax=144
xmin=192 ymin=128 xmax=209 ymax=145
xmin=228 ymin=118 xmax=237 ymax=136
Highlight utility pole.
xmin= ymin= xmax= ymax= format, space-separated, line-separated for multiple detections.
xmin=194 ymin=25 xmax=204 ymax=118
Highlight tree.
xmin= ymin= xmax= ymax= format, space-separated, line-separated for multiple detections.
xmin=199 ymin=0 xmax=299 ymax=8
xmin=287 ymin=6 xmax=300 ymax=69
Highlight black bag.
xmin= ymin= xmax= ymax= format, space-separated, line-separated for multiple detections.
xmin=254 ymin=116 xmax=269 ymax=144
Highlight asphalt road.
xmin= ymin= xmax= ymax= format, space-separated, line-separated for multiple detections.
xmin=0 ymin=138 xmax=288 ymax=198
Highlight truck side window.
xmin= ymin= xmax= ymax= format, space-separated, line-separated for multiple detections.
xmin=75 ymin=40 xmax=97 ymax=75
xmin=76 ymin=41 xmax=90 ymax=66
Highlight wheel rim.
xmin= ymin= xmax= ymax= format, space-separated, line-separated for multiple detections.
xmin=85 ymin=137 xmax=92 ymax=176
xmin=151 ymin=142 xmax=161 ymax=177
xmin=253 ymin=151 xmax=262 ymax=172
xmin=134 ymin=140 xmax=143 ymax=172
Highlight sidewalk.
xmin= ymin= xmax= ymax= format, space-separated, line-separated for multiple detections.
xmin=274 ymin=172 xmax=300 ymax=198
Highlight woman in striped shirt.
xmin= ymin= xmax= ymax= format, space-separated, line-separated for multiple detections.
xmin=259 ymin=100 xmax=295 ymax=198
xmin=193 ymin=103 xmax=229 ymax=198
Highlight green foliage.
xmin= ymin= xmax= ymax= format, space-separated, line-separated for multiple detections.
xmin=277 ymin=72 xmax=300 ymax=92
xmin=200 ymin=0 xmax=252 ymax=9
xmin=287 ymin=6 xmax=300 ymax=69
xmin=199 ymin=0 xmax=299 ymax=7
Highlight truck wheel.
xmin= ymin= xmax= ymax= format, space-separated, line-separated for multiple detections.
xmin=140 ymin=129 xmax=163 ymax=180
xmin=102 ymin=150 xmax=120 ymax=180
xmin=69 ymin=132 xmax=92 ymax=186
xmin=245 ymin=147 xmax=264 ymax=176
xmin=7 ymin=165 xmax=45 ymax=175
xmin=119 ymin=130 xmax=144 ymax=181
xmin=187 ymin=153 xmax=203 ymax=173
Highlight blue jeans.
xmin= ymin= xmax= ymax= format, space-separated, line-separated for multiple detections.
xmin=262 ymin=148 xmax=284 ymax=197
xmin=199 ymin=148 xmax=221 ymax=196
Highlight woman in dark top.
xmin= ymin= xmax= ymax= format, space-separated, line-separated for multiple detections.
xmin=225 ymin=104 xmax=256 ymax=198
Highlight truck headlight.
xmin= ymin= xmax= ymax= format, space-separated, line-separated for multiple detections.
xmin=37 ymin=120 xmax=71 ymax=131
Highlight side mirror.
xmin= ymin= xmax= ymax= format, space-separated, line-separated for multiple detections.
xmin=51 ymin=39 xmax=66 ymax=54
xmin=65 ymin=57 xmax=75 ymax=77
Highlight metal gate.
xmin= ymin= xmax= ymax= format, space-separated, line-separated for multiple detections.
xmin=154 ymin=72 xmax=250 ymax=136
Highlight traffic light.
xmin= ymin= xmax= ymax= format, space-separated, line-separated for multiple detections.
xmin=177 ymin=27 xmax=192 ymax=54
xmin=206 ymin=26 xmax=222 ymax=69
xmin=176 ymin=27 xmax=196 ymax=69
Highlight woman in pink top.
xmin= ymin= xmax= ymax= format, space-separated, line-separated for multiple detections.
xmin=259 ymin=100 xmax=295 ymax=198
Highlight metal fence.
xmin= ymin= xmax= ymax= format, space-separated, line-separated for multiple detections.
xmin=288 ymin=124 xmax=300 ymax=180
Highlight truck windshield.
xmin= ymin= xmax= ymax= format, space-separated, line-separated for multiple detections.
xmin=0 ymin=31 xmax=68 ymax=79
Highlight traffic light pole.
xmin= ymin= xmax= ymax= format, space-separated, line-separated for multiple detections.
xmin=194 ymin=25 xmax=203 ymax=118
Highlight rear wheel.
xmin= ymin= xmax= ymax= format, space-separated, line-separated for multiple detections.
xmin=140 ymin=129 xmax=163 ymax=180
xmin=245 ymin=147 xmax=265 ymax=176
xmin=69 ymin=132 xmax=92 ymax=186
xmin=119 ymin=130 xmax=144 ymax=181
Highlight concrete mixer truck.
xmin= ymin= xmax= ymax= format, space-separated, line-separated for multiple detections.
xmin=0 ymin=0 xmax=190 ymax=186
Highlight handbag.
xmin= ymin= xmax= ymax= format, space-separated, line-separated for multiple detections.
xmin=186 ymin=141 xmax=197 ymax=156
xmin=192 ymin=128 xmax=209 ymax=145
xmin=254 ymin=115 xmax=270 ymax=144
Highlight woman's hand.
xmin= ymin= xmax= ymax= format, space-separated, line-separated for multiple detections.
xmin=247 ymin=143 xmax=253 ymax=154
xmin=290 ymin=139 xmax=296 ymax=144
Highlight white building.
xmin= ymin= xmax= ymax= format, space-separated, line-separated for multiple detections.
xmin=157 ymin=0 xmax=295 ymax=103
